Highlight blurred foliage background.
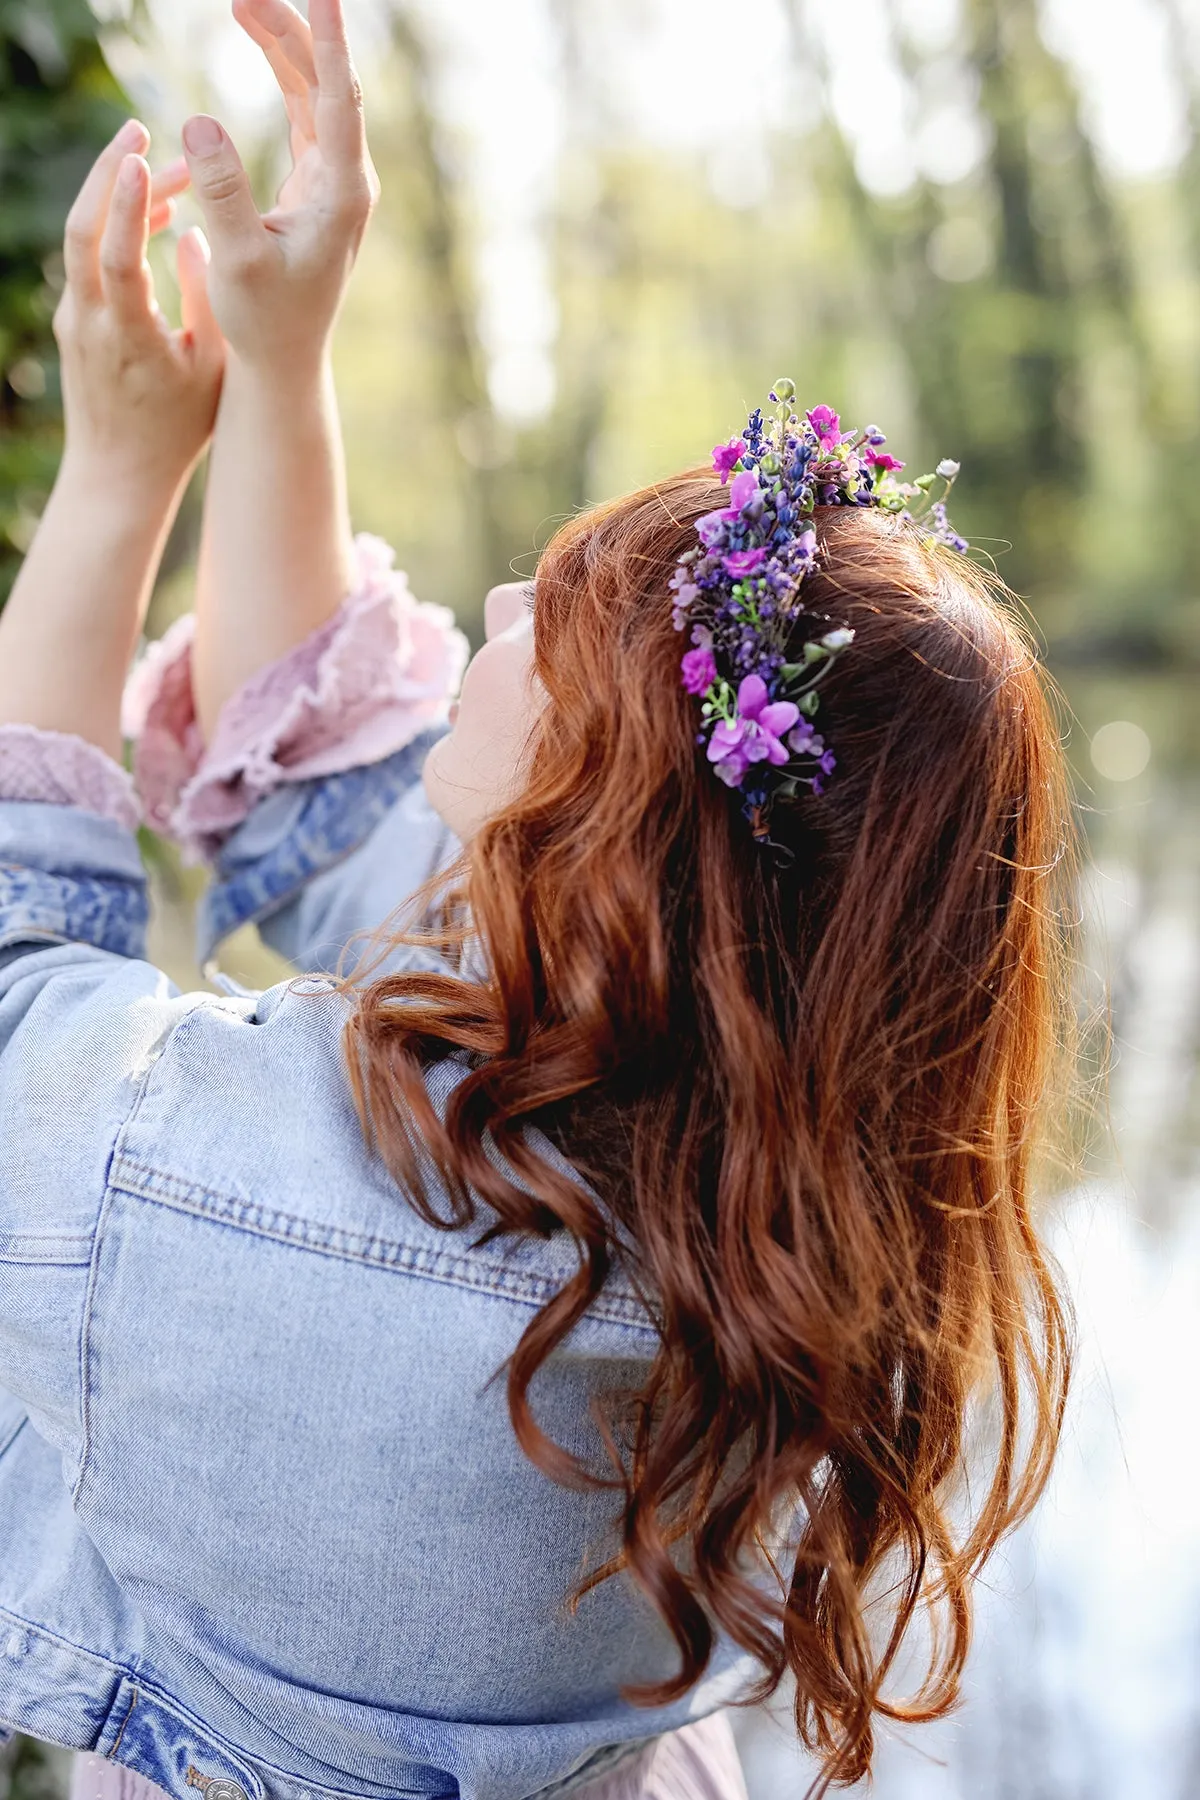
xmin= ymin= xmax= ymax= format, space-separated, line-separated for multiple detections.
xmin=0 ymin=0 xmax=1194 ymax=990
xmin=4 ymin=0 xmax=1200 ymax=661
xmin=1 ymin=1 xmax=1200 ymax=1794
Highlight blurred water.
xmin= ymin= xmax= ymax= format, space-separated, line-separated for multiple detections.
xmin=735 ymin=719 xmax=1200 ymax=1796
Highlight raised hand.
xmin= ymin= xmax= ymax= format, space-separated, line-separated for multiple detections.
xmin=180 ymin=0 xmax=378 ymax=377
xmin=0 ymin=122 xmax=224 ymax=751
xmin=55 ymin=118 xmax=224 ymax=492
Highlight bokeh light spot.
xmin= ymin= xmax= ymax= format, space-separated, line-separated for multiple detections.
xmin=1090 ymin=721 xmax=1152 ymax=782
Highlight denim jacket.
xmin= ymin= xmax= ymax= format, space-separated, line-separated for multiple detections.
xmin=0 ymin=728 xmax=753 ymax=1800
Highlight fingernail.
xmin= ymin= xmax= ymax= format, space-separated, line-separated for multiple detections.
xmin=117 ymin=119 xmax=146 ymax=150
xmin=183 ymin=115 xmax=224 ymax=158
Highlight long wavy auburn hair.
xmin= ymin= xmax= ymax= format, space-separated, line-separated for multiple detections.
xmin=342 ymin=473 xmax=1075 ymax=1791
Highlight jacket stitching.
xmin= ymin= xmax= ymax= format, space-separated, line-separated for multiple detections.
xmin=75 ymin=1032 xmax=189 ymax=1508
xmin=0 ymin=1601 xmax=127 ymax=1676
xmin=108 ymin=1684 xmax=137 ymax=1756
xmin=109 ymin=1155 xmax=658 ymax=1334
xmin=0 ymin=1235 xmax=93 ymax=1266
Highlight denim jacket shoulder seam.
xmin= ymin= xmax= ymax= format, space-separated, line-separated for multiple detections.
xmin=108 ymin=1153 xmax=659 ymax=1334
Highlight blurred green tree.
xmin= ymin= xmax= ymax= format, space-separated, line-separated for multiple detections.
xmin=0 ymin=0 xmax=131 ymax=607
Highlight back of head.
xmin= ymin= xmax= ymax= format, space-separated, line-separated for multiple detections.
xmin=347 ymin=469 xmax=1075 ymax=1791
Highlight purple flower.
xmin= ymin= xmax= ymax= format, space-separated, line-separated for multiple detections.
xmin=931 ymin=500 xmax=969 ymax=553
xmin=727 ymin=469 xmax=760 ymax=515
xmin=696 ymin=509 xmax=729 ymax=548
xmin=680 ymin=646 xmax=718 ymax=695
xmin=724 ymin=546 xmax=767 ymax=578
xmin=712 ymin=438 xmax=744 ymax=483
xmin=794 ymin=527 xmax=818 ymax=568
xmin=787 ymin=722 xmax=825 ymax=757
xmin=807 ymin=404 xmax=841 ymax=450
xmin=707 ymin=718 xmax=751 ymax=787
xmin=867 ymin=450 xmax=905 ymax=473
xmin=707 ymin=674 xmax=801 ymax=787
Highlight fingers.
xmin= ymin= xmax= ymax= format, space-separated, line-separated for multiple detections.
xmin=98 ymin=154 xmax=156 ymax=327
xmin=309 ymin=0 xmax=370 ymax=184
xmin=181 ymin=115 xmax=270 ymax=267
xmin=177 ymin=228 xmax=223 ymax=362
xmin=149 ymin=200 xmax=176 ymax=236
xmin=232 ymin=0 xmax=317 ymax=144
xmin=64 ymin=118 xmax=150 ymax=304
xmin=234 ymin=0 xmax=317 ymax=89
xmin=150 ymin=156 xmax=191 ymax=208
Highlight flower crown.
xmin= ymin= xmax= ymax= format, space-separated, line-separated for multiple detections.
xmin=672 ymin=378 xmax=968 ymax=843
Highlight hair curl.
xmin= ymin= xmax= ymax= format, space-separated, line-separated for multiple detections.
xmin=342 ymin=475 xmax=1075 ymax=1792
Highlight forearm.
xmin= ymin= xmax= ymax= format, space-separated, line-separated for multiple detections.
xmin=192 ymin=353 xmax=354 ymax=744
xmin=0 ymin=457 xmax=184 ymax=760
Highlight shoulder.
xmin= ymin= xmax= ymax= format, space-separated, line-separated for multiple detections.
xmin=113 ymin=978 xmax=657 ymax=1339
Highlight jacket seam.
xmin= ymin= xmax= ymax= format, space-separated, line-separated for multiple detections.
xmin=0 ymin=1601 xmax=128 ymax=1677
xmin=74 ymin=1033 xmax=188 ymax=1508
xmin=108 ymin=1154 xmax=659 ymax=1334
xmin=0 ymin=1413 xmax=25 ymax=1460
xmin=107 ymin=1683 xmax=137 ymax=1756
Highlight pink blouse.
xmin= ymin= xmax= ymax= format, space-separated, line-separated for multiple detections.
xmin=0 ymin=535 xmax=469 ymax=857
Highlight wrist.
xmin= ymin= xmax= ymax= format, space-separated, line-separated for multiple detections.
xmin=223 ymin=342 xmax=334 ymax=403
xmin=58 ymin=443 xmax=192 ymax=524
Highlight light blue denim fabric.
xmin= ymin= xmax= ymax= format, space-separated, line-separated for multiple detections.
xmin=0 ymin=753 xmax=757 ymax=1800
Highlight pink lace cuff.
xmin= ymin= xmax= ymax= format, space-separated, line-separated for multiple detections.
xmin=121 ymin=533 xmax=469 ymax=863
xmin=0 ymin=725 xmax=140 ymax=832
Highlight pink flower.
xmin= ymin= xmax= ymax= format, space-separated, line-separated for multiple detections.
xmin=867 ymin=450 xmax=905 ymax=472
xmin=724 ymin=546 xmax=767 ymax=578
xmin=807 ymin=404 xmax=841 ymax=451
xmin=680 ymin=645 xmax=718 ymax=695
xmin=712 ymin=438 xmax=745 ymax=483
xmin=707 ymin=675 xmax=801 ymax=788
xmin=727 ymin=469 xmax=760 ymax=514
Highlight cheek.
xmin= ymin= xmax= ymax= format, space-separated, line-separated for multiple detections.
xmin=422 ymin=641 xmax=542 ymax=836
xmin=457 ymin=638 xmax=535 ymax=748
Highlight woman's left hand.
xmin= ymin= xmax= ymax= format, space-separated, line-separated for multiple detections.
xmin=54 ymin=118 xmax=225 ymax=501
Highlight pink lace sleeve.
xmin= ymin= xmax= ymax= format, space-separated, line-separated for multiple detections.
xmin=0 ymin=724 xmax=140 ymax=832
xmin=122 ymin=533 xmax=469 ymax=863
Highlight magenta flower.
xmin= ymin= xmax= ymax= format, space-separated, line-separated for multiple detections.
xmin=727 ymin=469 xmax=760 ymax=514
xmin=712 ymin=438 xmax=744 ymax=483
xmin=807 ymin=404 xmax=841 ymax=451
xmin=724 ymin=546 xmax=767 ymax=578
xmin=867 ymin=449 xmax=905 ymax=472
xmin=707 ymin=675 xmax=801 ymax=787
xmin=680 ymin=645 xmax=718 ymax=695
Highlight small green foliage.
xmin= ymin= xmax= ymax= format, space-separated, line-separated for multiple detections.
xmin=0 ymin=0 xmax=131 ymax=609
xmin=0 ymin=1735 xmax=70 ymax=1800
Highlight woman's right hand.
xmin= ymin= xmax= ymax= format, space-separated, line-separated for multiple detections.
xmin=180 ymin=0 xmax=378 ymax=379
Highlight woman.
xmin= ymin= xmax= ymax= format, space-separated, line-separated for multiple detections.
xmin=0 ymin=3 xmax=1073 ymax=1798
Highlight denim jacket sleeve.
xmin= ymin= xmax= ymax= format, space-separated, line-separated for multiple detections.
xmin=0 ymin=799 xmax=199 ymax=1471
xmin=197 ymin=725 xmax=460 ymax=976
